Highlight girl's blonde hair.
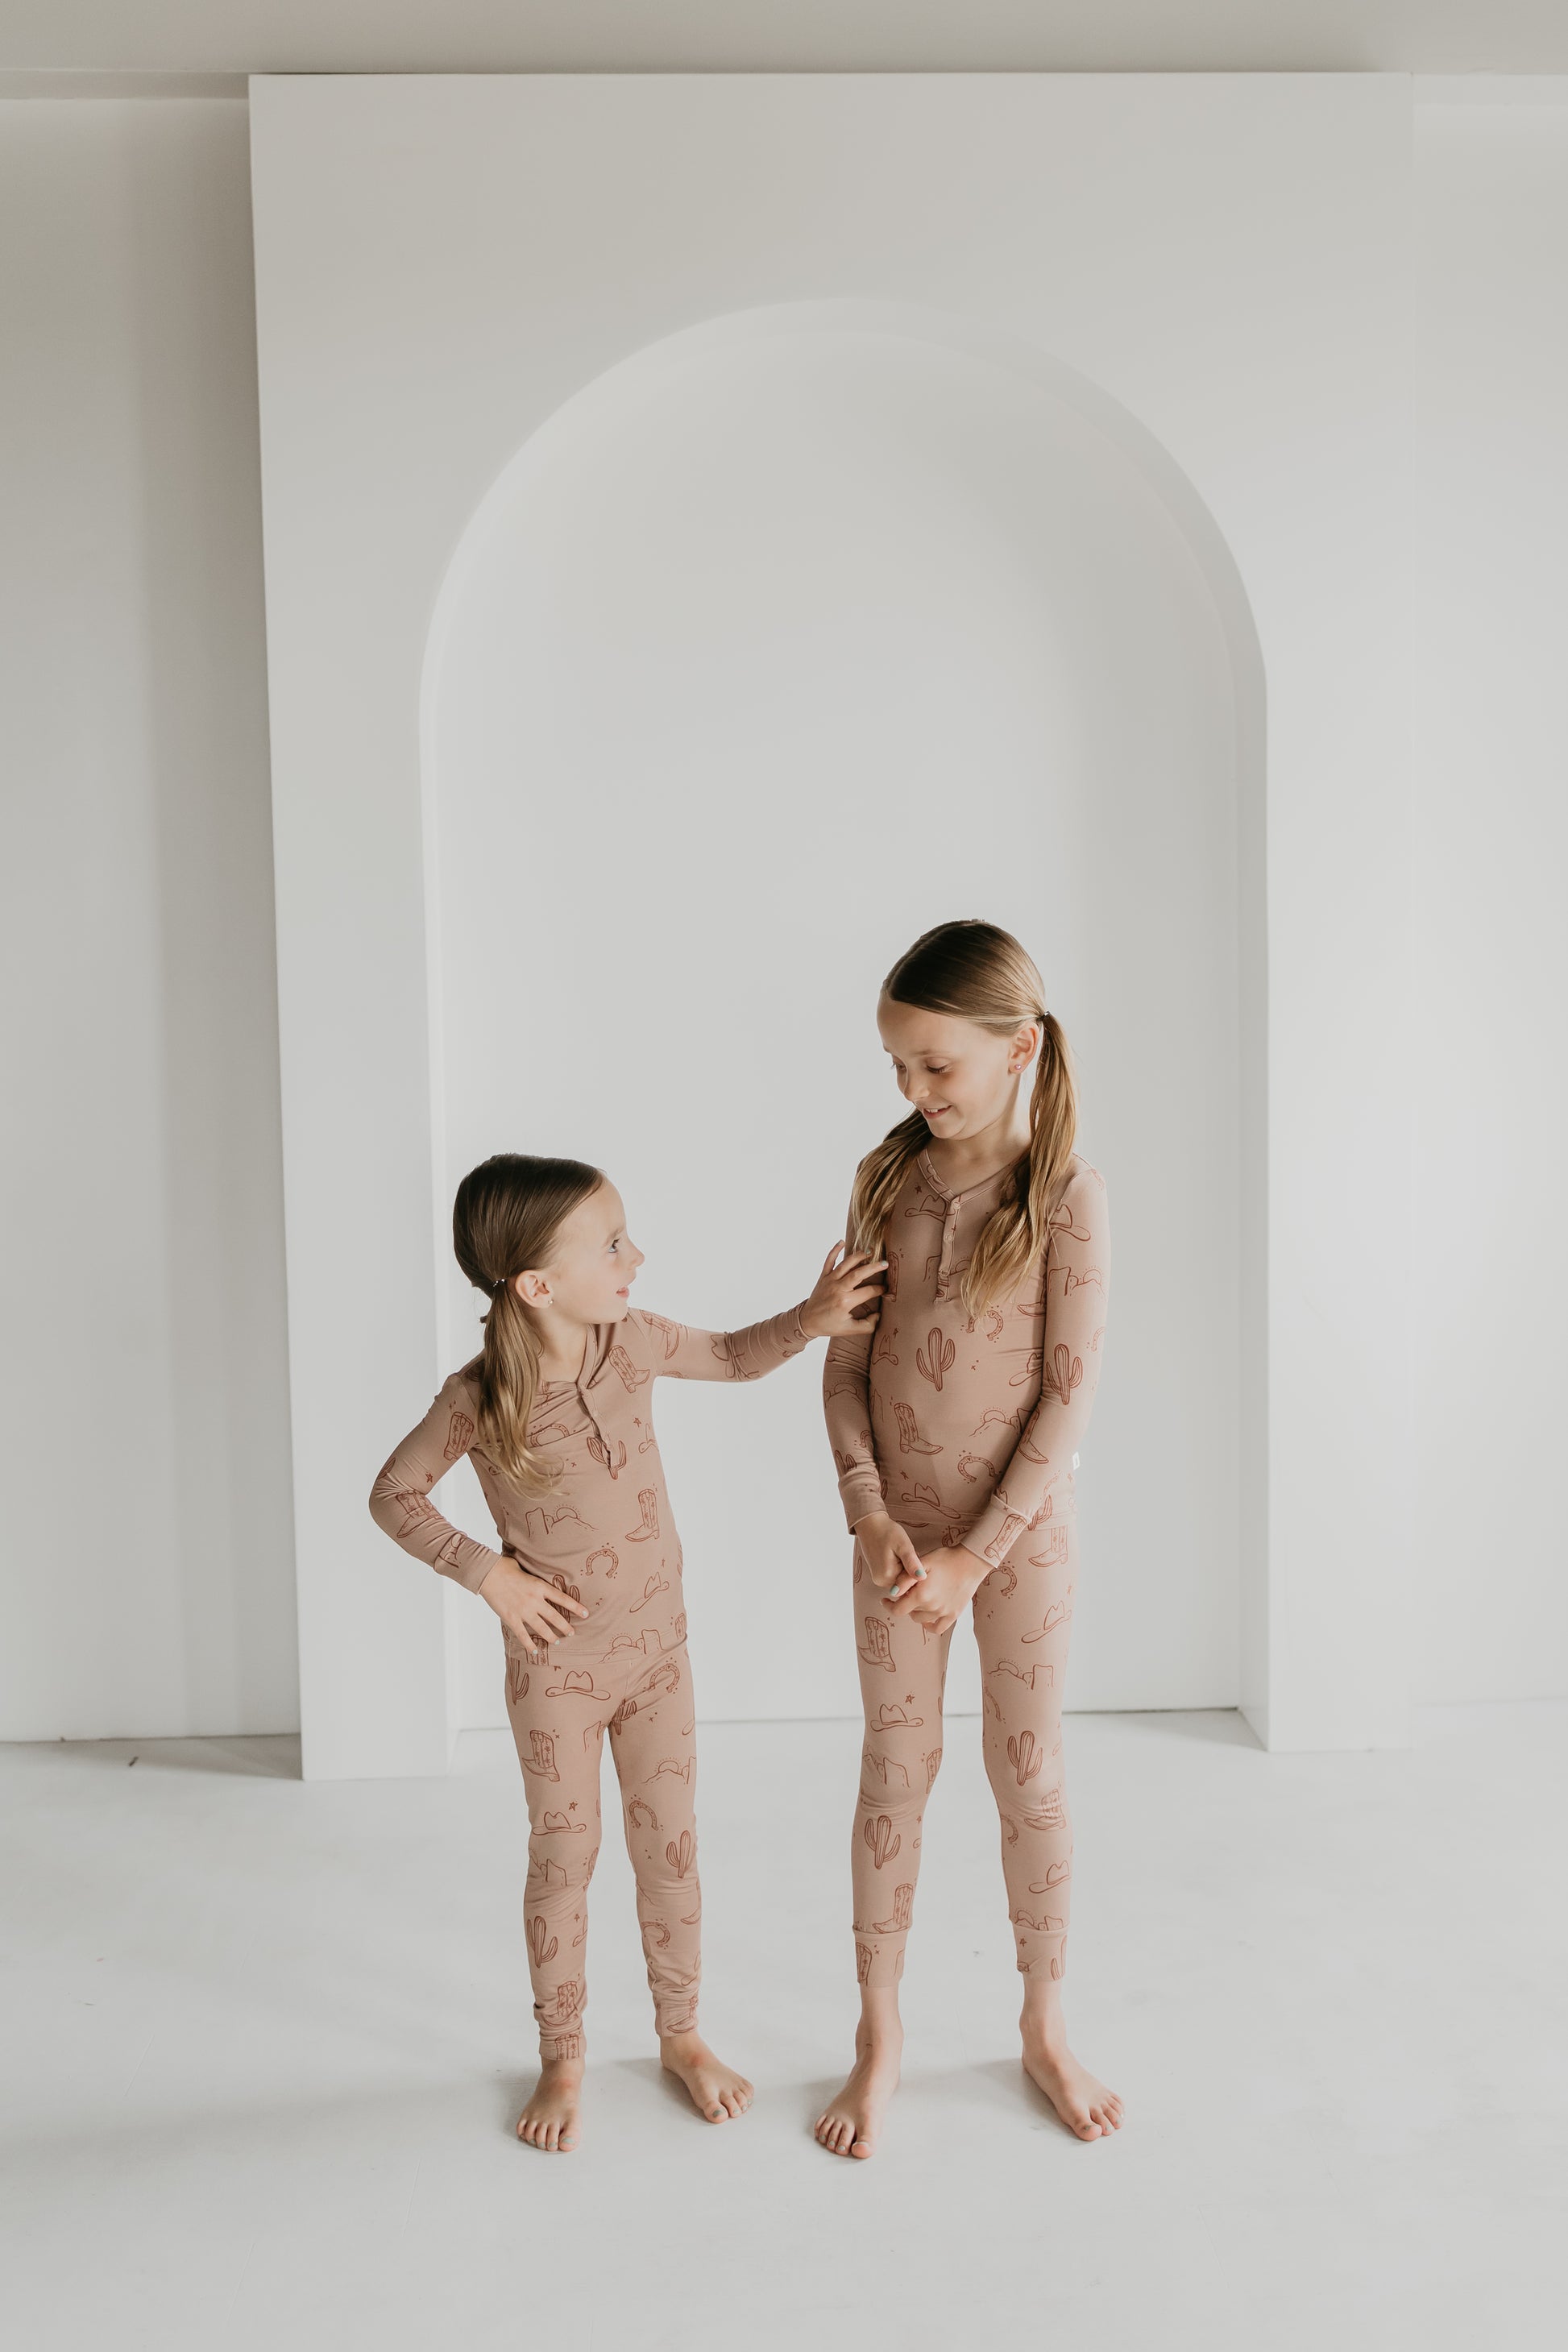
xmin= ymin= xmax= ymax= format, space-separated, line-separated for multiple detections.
xmin=451 ymin=1152 xmax=602 ymax=1490
xmin=850 ymin=920 xmax=1078 ymax=1317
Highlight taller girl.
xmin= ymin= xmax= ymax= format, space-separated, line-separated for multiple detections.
xmin=815 ymin=921 xmax=1123 ymax=2155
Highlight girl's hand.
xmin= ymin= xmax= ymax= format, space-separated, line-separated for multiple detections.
xmin=884 ymin=1545 xmax=987 ymax=1636
xmin=477 ymin=1555 xmax=589 ymax=1649
xmin=852 ymin=1511 xmax=927 ymax=1594
xmin=800 ymin=1242 xmax=888 ymax=1340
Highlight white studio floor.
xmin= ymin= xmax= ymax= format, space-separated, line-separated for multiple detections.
xmin=3 ymin=1702 xmax=1565 ymax=2352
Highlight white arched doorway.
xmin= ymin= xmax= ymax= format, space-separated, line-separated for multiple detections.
xmin=421 ymin=303 xmax=1267 ymax=1735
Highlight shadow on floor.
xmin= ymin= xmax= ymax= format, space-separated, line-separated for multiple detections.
xmin=13 ymin=1733 xmax=303 ymax=1780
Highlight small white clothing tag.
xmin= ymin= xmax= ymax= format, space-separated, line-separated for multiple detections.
xmin=1072 ymin=1451 xmax=1080 ymax=1470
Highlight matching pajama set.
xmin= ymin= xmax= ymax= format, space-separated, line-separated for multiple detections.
xmin=823 ymin=1149 xmax=1110 ymax=1993
xmin=368 ymin=1301 xmax=809 ymax=2060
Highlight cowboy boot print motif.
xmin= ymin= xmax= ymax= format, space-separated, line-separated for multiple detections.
xmin=873 ymin=1882 xmax=915 ymax=1935
xmin=893 ymin=1400 xmax=941 ymax=1457
xmin=858 ymin=1616 xmax=897 ymax=1672
xmin=624 ymin=1488 xmax=660 ymax=1543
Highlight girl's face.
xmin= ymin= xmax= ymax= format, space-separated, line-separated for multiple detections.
xmin=877 ymin=999 xmax=1037 ymax=1141
xmin=522 ymin=1180 xmax=644 ymax=1325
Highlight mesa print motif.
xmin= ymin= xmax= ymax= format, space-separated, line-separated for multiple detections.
xmin=370 ymin=1298 xmax=810 ymax=2054
xmin=825 ymin=1150 xmax=1108 ymax=1989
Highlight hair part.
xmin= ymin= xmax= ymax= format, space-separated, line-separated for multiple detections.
xmin=451 ymin=1152 xmax=603 ymax=1490
xmin=849 ymin=919 xmax=1078 ymax=1317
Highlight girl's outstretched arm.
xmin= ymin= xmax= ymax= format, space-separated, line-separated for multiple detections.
xmin=962 ymin=1163 xmax=1111 ymax=1573
xmin=629 ymin=1245 xmax=885 ymax=1385
xmin=367 ymin=1375 xmax=508 ymax=1593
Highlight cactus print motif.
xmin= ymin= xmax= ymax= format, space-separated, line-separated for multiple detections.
xmin=863 ymin=1813 xmax=901 ymax=1869
xmin=915 ymin=1328 xmax=956 ymax=1390
xmin=829 ymin=1151 xmax=1107 ymax=1990
xmin=369 ymin=1295 xmax=810 ymax=2058
xmin=587 ymin=1432 xmax=628 ymax=1479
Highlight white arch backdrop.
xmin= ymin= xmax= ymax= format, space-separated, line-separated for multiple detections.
xmin=250 ymin=71 xmax=1412 ymax=1775
xmin=420 ymin=302 xmax=1266 ymax=1736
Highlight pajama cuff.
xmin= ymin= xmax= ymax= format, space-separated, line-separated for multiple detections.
xmin=963 ymin=1496 xmax=1031 ymax=1570
xmin=840 ymin=1475 xmax=886 ymax=1533
xmin=433 ymin=1533 xmax=507 ymax=1595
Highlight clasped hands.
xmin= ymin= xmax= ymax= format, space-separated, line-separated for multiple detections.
xmin=852 ymin=1511 xmax=989 ymax=1638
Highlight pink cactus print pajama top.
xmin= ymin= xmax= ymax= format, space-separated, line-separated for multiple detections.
xmin=823 ymin=1148 xmax=1110 ymax=1992
xmin=369 ymin=1301 xmax=809 ymax=2059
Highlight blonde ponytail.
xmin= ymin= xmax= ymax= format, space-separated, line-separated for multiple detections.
xmin=965 ymin=1006 xmax=1077 ymax=1314
xmin=855 ymin=920 xmax=1080 ymax=1319
xmin=451 ymin=1153 xmax=601 ymax=1490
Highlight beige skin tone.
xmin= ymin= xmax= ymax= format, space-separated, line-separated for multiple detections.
xmin=815 ymin=1005 xmax=1124 ymax=2159
xmin=479 ymin=1180 xmax=885 ymax=2154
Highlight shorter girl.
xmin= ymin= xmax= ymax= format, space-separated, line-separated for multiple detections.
xmin=370 ymin=1153 xmax=881 ymax=2154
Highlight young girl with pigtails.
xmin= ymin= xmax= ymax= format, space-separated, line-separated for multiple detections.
xmin=369 ymin=1154 xmax=882 ymax=2155
xmin=815 ymin=919 xmax=1122 ymax=2157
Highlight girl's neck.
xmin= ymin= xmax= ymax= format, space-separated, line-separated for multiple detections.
xmin=922 ymin=1094 xmax=1032 ymax=1192
xmin=531 ymin=1313 xmax=593 ymax=1388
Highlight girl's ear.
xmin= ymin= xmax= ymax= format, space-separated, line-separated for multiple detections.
xmin=515 ymin=1269 xmax=551 ymax=1306
xmin=1010 ymin=1020 xmax=1041 ymax=1076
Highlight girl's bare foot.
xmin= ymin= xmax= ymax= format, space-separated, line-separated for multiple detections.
xmin=659 ymin=2030 xmax=753 ymax=2123
xmin=1019 ymin=1991 xmax=1122 ymax=2141
xmin=815 ymin=2014 xmax=903 ymax=2159
xmin=517 ymin=2055 xmax=583 ymax=2152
